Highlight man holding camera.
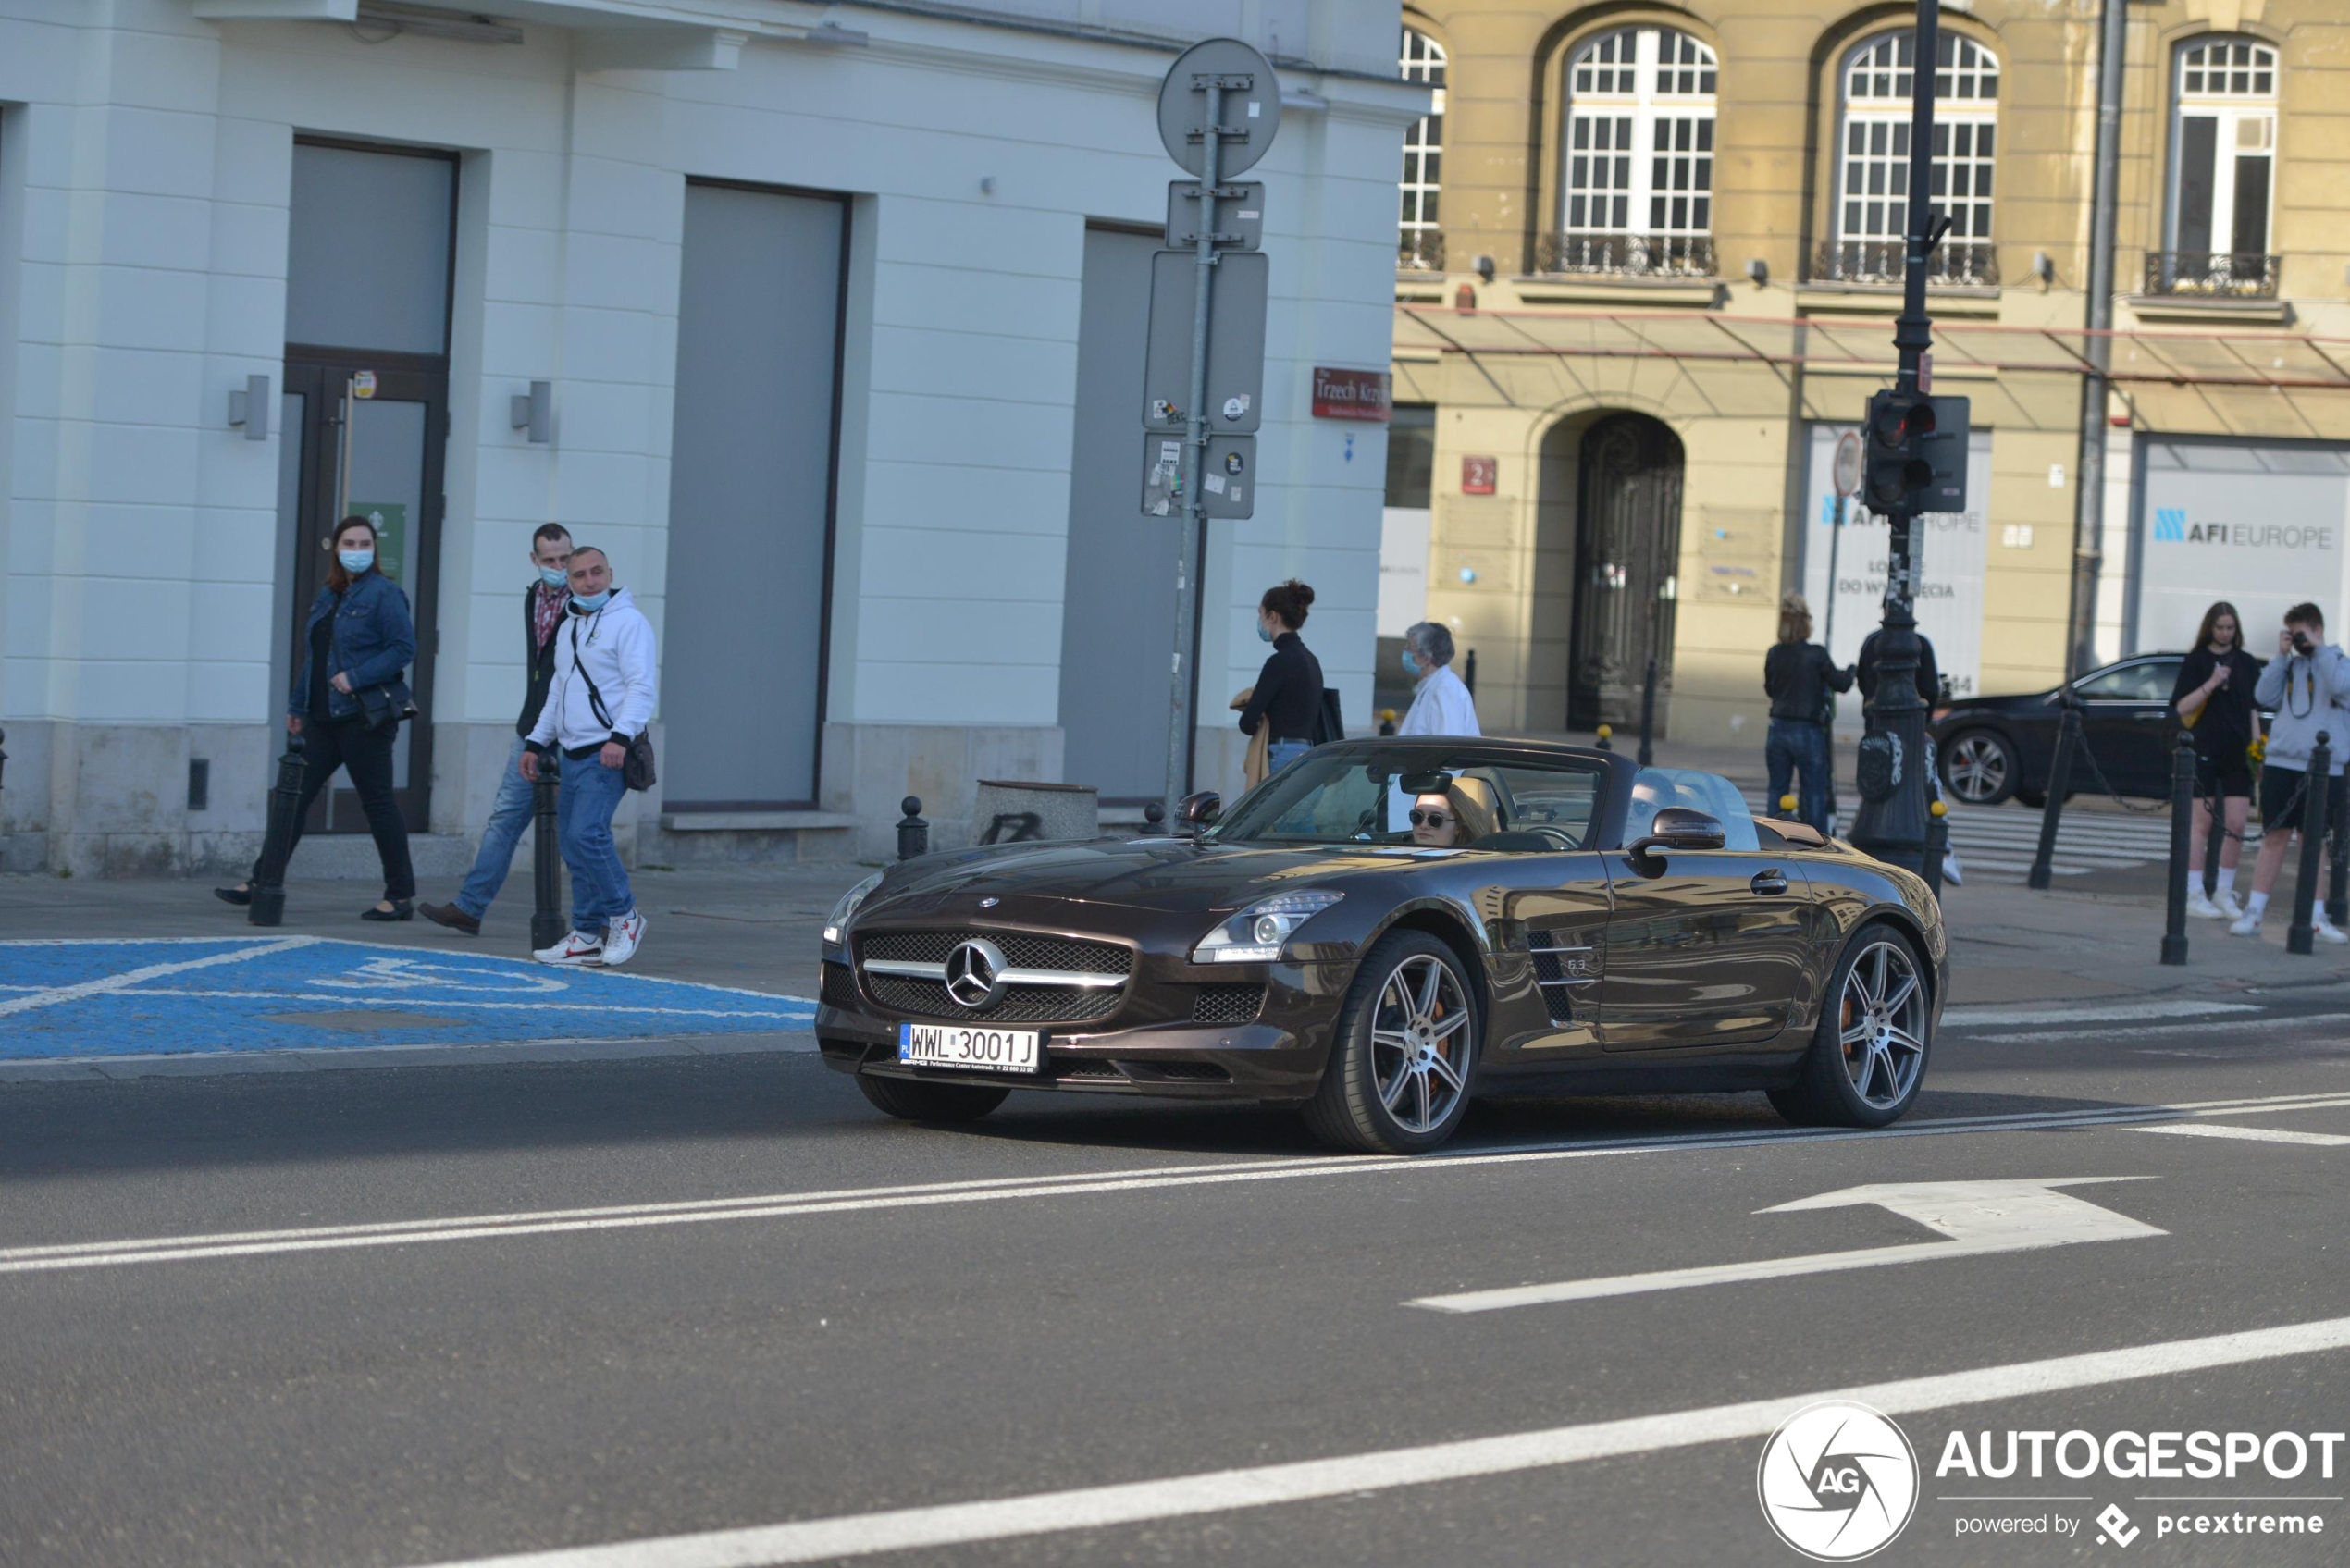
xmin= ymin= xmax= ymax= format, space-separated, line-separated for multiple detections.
xmin=2232 ymin=603 xmax=2350 ymax=941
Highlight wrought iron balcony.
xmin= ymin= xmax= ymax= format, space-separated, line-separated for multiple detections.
xmin=1534 ymin=232 xmax=1715 ymax=278
xmin=1398 ymin=230 xmax=1445 ymax=272
xmin=2142 ymin=251 xmax=2280 ymax=299
xmin=1813 ymin=239 xmax=1998 ymax=288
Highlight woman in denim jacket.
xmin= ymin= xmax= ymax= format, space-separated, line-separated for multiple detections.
xmin=216 ymin=516 xmax=418 ymax=919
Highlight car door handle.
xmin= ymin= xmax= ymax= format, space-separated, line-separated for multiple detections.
xmin=2133 ymin=710 xmax=2166 ymax=721
xmin=1750 ymin=870 xmax=1789 ymax=896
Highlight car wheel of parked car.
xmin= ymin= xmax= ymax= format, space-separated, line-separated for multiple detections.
xmin=1305 ymin=931 xmax=1480 ymax=1154
xmin=1939 ymin=728 xmax=2016 ymax=806
xmin=1767 ymin=921 xmax=1930 ymax=1129
xmin=855 ymin=1071 xmax=1009 ymax=1123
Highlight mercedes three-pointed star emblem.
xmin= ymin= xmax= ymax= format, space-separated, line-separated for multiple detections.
xmin=944 ymin=937 xmax=1009 ymax=1010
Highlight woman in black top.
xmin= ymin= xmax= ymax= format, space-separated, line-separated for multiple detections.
xmin=2172 ymin=600 xmax=2262 ymax=920
xmin=1762 ymin=593 xmax=1851 ymax=833
xmin=1237 ymin=579 xmax=1325 ymax=773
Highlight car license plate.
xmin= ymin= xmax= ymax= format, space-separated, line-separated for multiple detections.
xmin=898 ymin=1022 xmax=1042 ymax=1074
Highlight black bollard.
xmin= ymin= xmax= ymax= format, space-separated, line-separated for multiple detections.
xmin=2331 ymin=805 xmax=2349 ymax=929
xmin=1463 ymin=648 xmax=1477 ymax=696
xmin=249 ymin=733 xmax=307 ymax=927
xmin=0 ymin=725 xmax=8 ymax=830
xmin=1594 ymin=723 xmax=1613 ymax=753
xmin=1140 ymin=800 xmax=1167 ymax=836
xmin=1923 ymin=799 xmax=1949 ymax=898
xmin=529 ymin=772 xmax=564 ymax=951
xmin=2026 ymin=700 xmax=2082 ymax=891
xmin=896 ymin=796 xmax=929 ymax=861
xmin=2288 ymin=733 xmax=2332 ymax=956
xmin=2161 ymin=730 xmax=2195 ymax=966
xmin=1637 ymin=654 xmax=1658 ymax=767
xmin=2202 ymin=780 xmax=2227 ymax=901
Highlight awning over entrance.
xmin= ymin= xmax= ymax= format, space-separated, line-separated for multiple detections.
xmin=1395 ymin=304 xmax=2350 ymax=392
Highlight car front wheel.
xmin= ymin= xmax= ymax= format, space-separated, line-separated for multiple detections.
xmin=1768 ymin=922 xmax=1930 ymax=1129
xmin=1305 ymin=932 xmax=1480 ymax=1154
xmin=1939 ymin=727 xmax=2016 ymax=806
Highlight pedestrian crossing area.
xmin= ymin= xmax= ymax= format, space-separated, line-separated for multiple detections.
xmin=1740 ymin=789 xmax=2232 ymax=883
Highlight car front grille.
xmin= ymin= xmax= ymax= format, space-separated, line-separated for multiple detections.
xmin=859 ymin=931 xmax=1131 ymax=976
xmin=1191 ymin=982 xmax=1266 ymax=1025
xmin=861 ymin=972 xmax=1125 ymax=1026
xmin=854 ymin=928 xmax=1132 ymax=1025
xmin=820 ymin=961 xmax=860 ymax=1008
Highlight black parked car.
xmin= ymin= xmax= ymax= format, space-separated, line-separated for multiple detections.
xmin=1932 ymin=653 xmax=2186 ymax=808
xmin=816 ymin=739 xmax=1948 ymax=1154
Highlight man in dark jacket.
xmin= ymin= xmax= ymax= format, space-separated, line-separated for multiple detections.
xmin=1762 ymin=593 xmax=1851 ymax=833
xmin=420 ymin=525 xmax=573 ymax=935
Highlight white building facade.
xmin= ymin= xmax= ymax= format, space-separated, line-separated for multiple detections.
xmin=0 ymin=0 xmax=1421 ymax=874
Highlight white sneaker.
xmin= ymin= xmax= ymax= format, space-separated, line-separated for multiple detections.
xmin=2186 ymin=892 xmax=2225 ymax=920
xmin=600 ymin=908 xmax=646 ymax=967
xmin=2216 ymin=890 xmax=2245 ymax=920
xmin=1941 ymin=851 xmax=1964 ymax=887
xmin=536 ymin=929 xmax=605 ymax=966
xmin=2316 ymin=917 xmax=2349 ymax=946
xmin=2229 ymin=911 xmax=2263 ymax=937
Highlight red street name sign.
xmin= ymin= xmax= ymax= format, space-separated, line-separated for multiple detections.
xmin=1311 ymin=366 xmax=1391 ymax=422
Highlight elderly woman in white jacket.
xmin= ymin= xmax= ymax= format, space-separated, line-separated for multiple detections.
xmin=1396 ymin=621 xmax=1480 ymax=737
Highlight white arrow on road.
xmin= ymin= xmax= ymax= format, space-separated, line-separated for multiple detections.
xmin=1408 ymin=1179 xmax=2164 ymax=1315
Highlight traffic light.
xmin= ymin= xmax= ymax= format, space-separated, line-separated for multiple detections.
xmin=1861 ymin=390 xmax=1971 ymax=514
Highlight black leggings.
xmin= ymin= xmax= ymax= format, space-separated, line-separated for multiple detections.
xmin=252 ymin=717 xmax=416 ymax=900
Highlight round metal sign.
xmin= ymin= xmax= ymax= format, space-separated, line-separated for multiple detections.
xmin=1832 ymin=428 xmax=1864 ymax=499
xmin=1156 ymin=38 xmax=1282 ymax=179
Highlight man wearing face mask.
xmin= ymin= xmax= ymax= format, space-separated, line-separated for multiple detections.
xmin=420 ymin=524 xmax=574 ymax=937
xmin=1395 ymin=621 xmax=1479 ymax=738
xmin=524 ymin=546 xmax=658 ymax=966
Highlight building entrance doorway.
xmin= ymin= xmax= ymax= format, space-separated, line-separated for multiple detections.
xmin=1568 ymin=414 xmax=1684 ymax=733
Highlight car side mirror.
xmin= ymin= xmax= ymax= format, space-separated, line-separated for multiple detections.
xmin=1176 ymin=791 xmax=1221 ymax=833
xmin=1626 ymin=807 xmax=1725 ymax=878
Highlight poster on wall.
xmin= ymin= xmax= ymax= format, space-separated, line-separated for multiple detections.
xmin=1802 ymin=423 xmax=1991 ymax=726
xmin=2134 ymin=439 xmax=2350 ymax=656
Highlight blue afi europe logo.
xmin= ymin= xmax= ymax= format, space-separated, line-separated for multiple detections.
xmin=2155 ymin=507 xmax=2186 ymax=542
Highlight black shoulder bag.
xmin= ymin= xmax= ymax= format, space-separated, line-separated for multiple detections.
xmin=569 ymin=619 xmax=658 ymax=791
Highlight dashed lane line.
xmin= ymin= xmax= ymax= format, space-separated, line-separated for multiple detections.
xmin=2126 ymin=1123 xmax=2350 ymax=1148
xmin=6 ymin=1088 xmax=2349 ymax=1278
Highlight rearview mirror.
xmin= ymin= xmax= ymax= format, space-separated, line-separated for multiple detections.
xmin=1626 ymin=807 xmax=1725 ymax=878
xmin=1176 ymin=791 xmax=1221 ymax=831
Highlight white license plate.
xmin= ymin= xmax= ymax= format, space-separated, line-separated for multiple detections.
xmin=898 ymin=1022 xmax=1042 ymax=1074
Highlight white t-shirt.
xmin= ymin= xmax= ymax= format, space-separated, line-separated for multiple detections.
xmin=1399 ymin=663 xmax=1481 ymax=738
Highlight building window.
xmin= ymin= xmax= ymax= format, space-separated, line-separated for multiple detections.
xmin=1399 ymin=26 xmax=1446 ymax=271
xmin=1824 ymin=31 xmax=1998 ymax=286
xmin=2151 ymin=38 xmax=2280 ymax=297
xmin=1541 ymin=26 xmax=1717 ymax=277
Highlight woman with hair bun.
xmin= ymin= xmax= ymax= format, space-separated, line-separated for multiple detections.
xmin=1237 ymin=578 xmax=1326 ymax=774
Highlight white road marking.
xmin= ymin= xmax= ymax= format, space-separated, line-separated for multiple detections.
xmin=1407 ymin=1179 xmax=2163 ymax=1314
xmin=399 ymin=1315 xmax=2350 ymax=1568
xmin=95 ymin=987 xmax=811 ymax=1020
xmin=1943 ymin=999 xmax=2261 ymax=1028
xmin=8 ymin=1090 xmax=2350 ymax=1278
xmin=2126 ymin=1124 xmax=2350 ymax=1148
xmin=1977 ymin=1014 xmax=2350 ymax=1045
xmin=0 ymin=937 xmax=317 ymax=1019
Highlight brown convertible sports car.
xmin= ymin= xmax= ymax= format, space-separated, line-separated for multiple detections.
xmin=815 ymin=738 xmax=1948 ymax=1154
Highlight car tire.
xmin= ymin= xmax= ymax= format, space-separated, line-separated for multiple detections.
xmin=854 ymin=1071 xmax=1009 ymax=1123
xmin=1938 ymin=727 xmax=2017 ymax=806
xmin=1304 ymin=931 xmax=1480 ymax=1154
xmin=1767 ymin=921 xmax=1931 ymax=1130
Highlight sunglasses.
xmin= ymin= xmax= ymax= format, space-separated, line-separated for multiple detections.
xmin=1408 ymin=809 xmax=1453 ymax=827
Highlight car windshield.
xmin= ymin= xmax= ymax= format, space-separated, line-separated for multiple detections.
xmin=1206 ymin=747 xmax=1607 ymax=850
xmin=1629 ymin=766 xmax=1761 ymax=851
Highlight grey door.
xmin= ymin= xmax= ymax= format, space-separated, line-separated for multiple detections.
xmin=1059 ymin=226 xmax=1181 ymax=803
xmin=1569 ymin=414 xmax=1684 ymax=733
xmin=664 ymin=182 xmax=847 ymax=809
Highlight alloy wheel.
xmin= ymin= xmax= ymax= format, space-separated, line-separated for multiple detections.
xmin=1945 ymin=733 xmax=2009 ymax=803
xmin=1369 ymin=953 xmax=1470 ymax=1134
xmin=1837 ymin=939 xmax=1926 ymax=1110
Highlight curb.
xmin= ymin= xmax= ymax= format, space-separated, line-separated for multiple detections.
xmin=0 ymin=1030 xmax=818 ymax=1083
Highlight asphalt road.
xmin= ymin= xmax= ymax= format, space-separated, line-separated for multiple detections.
xmin=6 ymin=994 xmax=2350 ymax=1567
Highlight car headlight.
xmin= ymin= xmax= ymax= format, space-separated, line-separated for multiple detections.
xmin=1192 ymin=891 xmax=1343 ymax=964
xmin=822 ymin=870 xmax=884 ymax=946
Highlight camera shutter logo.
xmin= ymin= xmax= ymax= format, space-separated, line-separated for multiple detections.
xmin=1756 ymin=1400 xmax=1920 ymax=1561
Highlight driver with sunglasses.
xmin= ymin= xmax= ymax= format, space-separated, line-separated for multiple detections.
xmin=1409 ymin=794 xmax=1466 ymax=848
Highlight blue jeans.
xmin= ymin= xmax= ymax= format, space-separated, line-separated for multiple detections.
xmin=1268 ymin=739 xmax=1312 ymax=773
xmin=454 ymin=736 xmax=555 ymax=920
xmin=1765 ymin=719 xmax=1833 ymax=833
xmin=557 ymin=754 xmax=632 ymax=937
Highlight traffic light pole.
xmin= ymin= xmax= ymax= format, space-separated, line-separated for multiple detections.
xmin=1848 ymin=0 xmax=1941 ymax=875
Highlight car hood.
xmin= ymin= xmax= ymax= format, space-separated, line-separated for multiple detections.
xmin=861 ymin=835 xmax=1429 ymax=920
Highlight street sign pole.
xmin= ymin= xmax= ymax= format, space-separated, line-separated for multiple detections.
xmin=1164 ymin=77 xmax=1222 ymax=820
xmin=1826 ymin=429 xmax=1862 ymax=659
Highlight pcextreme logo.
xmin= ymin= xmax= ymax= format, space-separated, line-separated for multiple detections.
xmin=1758 ymin=1401 xmax=1921 ymax=1561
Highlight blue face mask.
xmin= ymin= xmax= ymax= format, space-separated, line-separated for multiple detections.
xmin=572 ymin=587 xmax=612 ymax=612
xmin=538 ymin=566 xmax=569 ymax=589
xmin=339 ymin=549 xmax=375 ymax=574
xmin=1257 ymin=623 xmax=1275 ymax=643
xmin=1401 ymin=648 xmax=1420 ymax=675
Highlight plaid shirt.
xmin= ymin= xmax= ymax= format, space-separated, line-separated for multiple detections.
xmin=532 ymin=580 xmax=567 ymax=651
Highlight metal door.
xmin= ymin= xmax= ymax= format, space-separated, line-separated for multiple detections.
xmin=279 ymin=359 xmax=447 ymax=833
xmin=1599 ymin=848 xmax=1810 ymax=1050
xmin=1569 ymin=414 xmax=1684 ymax=732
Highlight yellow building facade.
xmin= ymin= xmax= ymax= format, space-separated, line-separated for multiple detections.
xmin=1380 ymin=0 xmax=2350 ymax=747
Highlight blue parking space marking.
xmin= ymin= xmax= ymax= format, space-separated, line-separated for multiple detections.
xmin=0 ymin=938 xmax=816 ymax=1060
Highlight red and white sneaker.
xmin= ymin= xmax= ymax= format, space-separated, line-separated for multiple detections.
xmin=600 ymin=909 xmax=646 ymax=967
xmin=535 ymin=929 xmax=604 ymax=966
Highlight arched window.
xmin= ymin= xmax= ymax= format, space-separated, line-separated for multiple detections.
xmin=1545 ymin=26 xmax=1717 ymax=277
xmin=1398 ymin=26 xmax=1446 ymax=270
xmin=1827 ymin=31 xmax=1998 ymax=285
xmin=2156 ymin=38 xmax=2279 ymax=296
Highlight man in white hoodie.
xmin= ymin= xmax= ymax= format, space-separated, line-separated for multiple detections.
xmin=2233 ymin=601 xmax=2350 ymax=941
xmin=522 ymin=546 xmax=658 ymax=966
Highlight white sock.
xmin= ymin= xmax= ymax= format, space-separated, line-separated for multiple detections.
xmin=2216 ymin=866 xmax=2237 ymax=895
xmin=2248 ymin=891 xmax=2270 ymax=918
